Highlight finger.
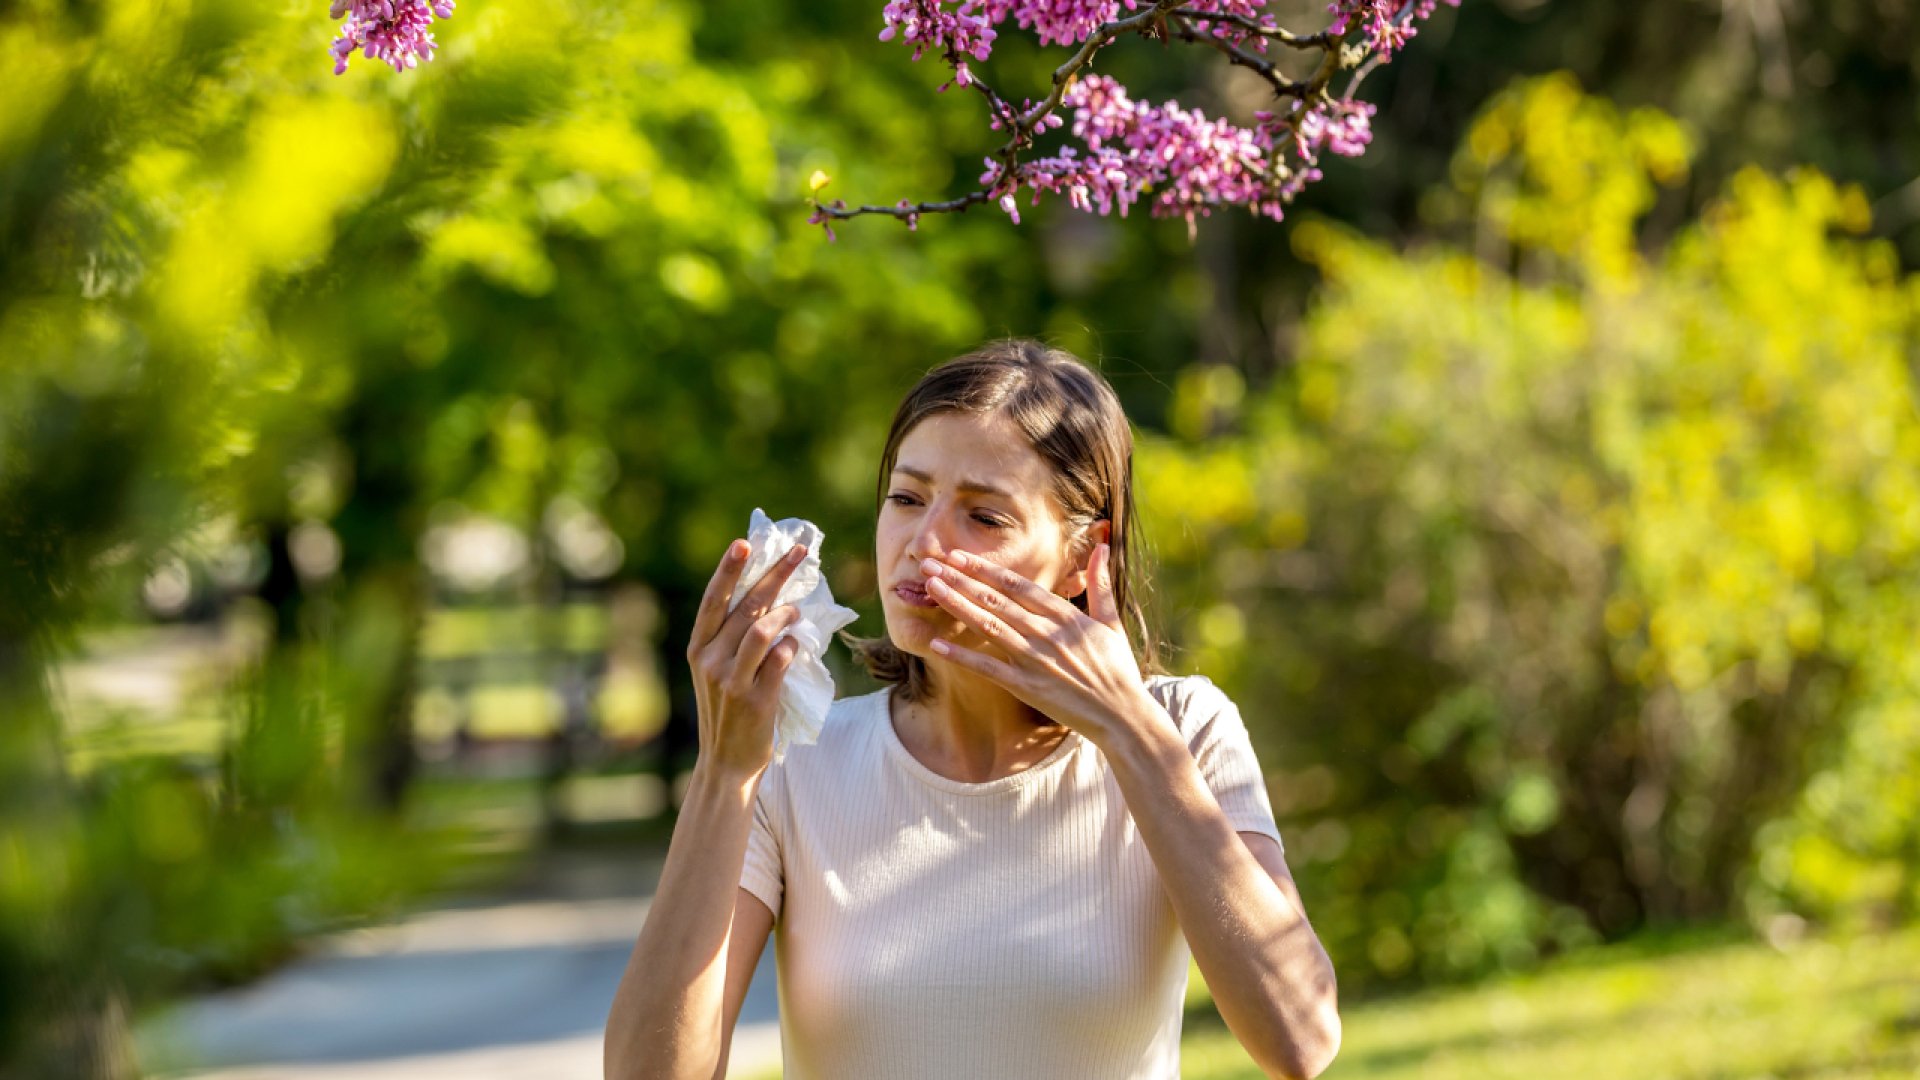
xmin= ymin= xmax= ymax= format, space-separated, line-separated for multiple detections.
xmin=924 ymin=574 xmax=1030 ymax=659
xmin=920 ymin=556 xmax=1050 ymax=638
xmin=689 ymin=539 xmax=751 ymax=657
xmin=731 ymin=604 xmax=800 ymax=693
xmin=1088 ymin=543 xmax=1122 ymax=630
xmin=754 ymin=634 xmax=802 ymax=692
xmin=716 ymin=543 xmax=809 ymax=656
xmin=941 ymin=550 xmax=1078 ymax=623
xmin=929 ymin=635 xmax=1020 ymax=686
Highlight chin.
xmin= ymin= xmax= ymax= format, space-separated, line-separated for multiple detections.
xmin=880 ymin=607 xmax=950 ymax=659
xmin=881 ymin=618 xmax=932 ymax=656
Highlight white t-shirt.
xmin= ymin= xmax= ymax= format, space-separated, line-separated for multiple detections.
xmin=739 ymin=673 xmax=1285 ymax=1079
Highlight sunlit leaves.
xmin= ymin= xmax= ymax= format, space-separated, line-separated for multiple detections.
xmin=1444 ymin=71 xmax=1693 ymax=287
xmin=1143 ymin=74 xmax=1920 ymax=985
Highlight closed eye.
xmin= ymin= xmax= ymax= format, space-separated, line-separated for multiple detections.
xmin=886 ymin=493 xmax=1008 ymax=530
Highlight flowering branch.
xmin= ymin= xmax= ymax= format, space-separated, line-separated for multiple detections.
xmin=1169 ymin=8 xmax=1336 ymax=50
xmin=328 ymin=0 xmax=455 ymax=75
xmin=808 ymin=0 xmax=1459 ymax=237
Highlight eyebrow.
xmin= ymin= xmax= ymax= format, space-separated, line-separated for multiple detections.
xmin=891 ymin=465 xmax=1018 ymax=502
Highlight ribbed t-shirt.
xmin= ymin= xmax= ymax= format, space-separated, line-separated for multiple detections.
xmin=739 ymin=673 xmax=1285 ymax=1079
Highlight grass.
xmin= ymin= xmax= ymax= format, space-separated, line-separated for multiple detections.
xmin=744 ymin=923 xmax=1920 ymax=1079
xmin=1195 ymin=924 xmax=1920 ymax=1079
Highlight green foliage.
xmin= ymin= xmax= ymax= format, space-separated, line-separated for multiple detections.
xmin=0 ymin=0 xmax=1038 ymax=1064
xmin=73 ymin=754 xmax=471 ymax=995
xmin=1141 ymin=74 xmax=1920 ymax=990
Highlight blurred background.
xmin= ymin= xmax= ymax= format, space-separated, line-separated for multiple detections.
xmin=3 ymin=0 xmax=1917 ymax=1077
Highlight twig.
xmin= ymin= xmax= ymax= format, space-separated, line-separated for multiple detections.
xmin=1166 ymin=13 xmax=1307 ymax=100
xmin=1169 ymin=7 xmax=1337 ymax=49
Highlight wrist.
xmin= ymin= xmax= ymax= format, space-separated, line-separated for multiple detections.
xmin=685 ymin=759 xmax=764 ymax=807
xmin=1096 ymin=689 xmax=1186 ymax=772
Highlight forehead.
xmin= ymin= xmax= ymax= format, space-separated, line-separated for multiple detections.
xmin=893 ymin=413 xmax=1053 ymax=503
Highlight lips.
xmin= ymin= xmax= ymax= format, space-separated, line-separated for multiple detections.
xmin=892 ymin=581 xmax=938 ymax=609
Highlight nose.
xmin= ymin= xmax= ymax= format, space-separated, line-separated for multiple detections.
xmin=904 ymin=499 xmax=958 ymax=567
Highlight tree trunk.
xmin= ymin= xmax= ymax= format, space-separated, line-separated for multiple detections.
xmin=647 ymin=576 xmax=704 ymax=800
xmin=340 ymin=563 xmax=425 ymax=815
xmin=9 ymin=973 xmax=139 ymax=1080
xmin=0 ymin=640 xmax=138 ymax=1080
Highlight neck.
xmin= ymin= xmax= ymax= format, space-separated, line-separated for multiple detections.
xmin=893 ymin=657 xmax=1070 ymax=782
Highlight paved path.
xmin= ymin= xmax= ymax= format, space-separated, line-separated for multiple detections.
xmin=135 ymin=846 xmax=782 ymax=1079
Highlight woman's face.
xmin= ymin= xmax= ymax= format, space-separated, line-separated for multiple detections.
xmin=877 ymin=411 xmax=1087 ymax=661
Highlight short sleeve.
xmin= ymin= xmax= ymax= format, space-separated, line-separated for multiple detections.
xmin=1154 ymin=675 xmax=1286 ymax=856
xmin=739 ymin=761 xmax=786 ymax=920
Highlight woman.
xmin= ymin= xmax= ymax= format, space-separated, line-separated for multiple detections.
xmin=605 ymin=340 xmax=1340 ymax=1079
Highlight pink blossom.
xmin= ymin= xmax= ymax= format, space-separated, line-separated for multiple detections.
xmin=1295 ymin=98 xmax=1375 ymax=158
xmin=875 ymin=0 xmax=1459 ymax=72
xmin=879 ymin=0 xmax=999 ymax=62
xmin=984 ymin=0 xmax=1122 ymax=49
xmin=880 ymin=0 xmax=1289 ymax=59
xmin=1328 ymin=0 xmax=1458 ymax=61
xmin=973 ymin=77 xmax=1392 ymax=226
xmin=847 ymin=0 xmax=1459 ymax=232
xmin=808 ymin=203 xmax=844 ymax=242
xmin=982 ymin=75 xmax=1291 ymax=225
xmin=330 ymin=0 xmax=454 ymax=76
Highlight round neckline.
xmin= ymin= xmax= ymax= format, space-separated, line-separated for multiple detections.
xmin=877 ymin=685 xmax=1083 ymax=795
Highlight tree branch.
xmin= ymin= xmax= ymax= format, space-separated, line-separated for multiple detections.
xmin=1169 ymin=8 xmax=1337 ymax=50
xmin=811 ymin=0 xmax=1453 ymax=231
xmin=1166 ymin=13 xmax=1307 ymax=100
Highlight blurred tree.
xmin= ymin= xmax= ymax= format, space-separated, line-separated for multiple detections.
xmin=1 ymin=1 xmax=1043 ymax=1067
xmin=1137 ymin=0 xmax=1919 ymax=383
xmin=289 ymin=0 xmax=1033 ymax=785
xmin=3 ymin=1 xmax=292 ymax=1072
xmin=1141 ymin=73 xmax=1920 ymax=990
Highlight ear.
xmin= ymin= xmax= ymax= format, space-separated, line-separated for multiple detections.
xmin=1060 ymin=519 xmax=1112 ymax=600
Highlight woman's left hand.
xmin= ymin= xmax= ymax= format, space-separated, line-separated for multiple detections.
xmin=919 ymin=544 xmax=1164 ymax=747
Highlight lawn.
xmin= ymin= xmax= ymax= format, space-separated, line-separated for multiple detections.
xmin=748 ymin=923 xmax=1920 ymax=1078
xmin=1197 ymin=924 xmax=1920 ymax=1079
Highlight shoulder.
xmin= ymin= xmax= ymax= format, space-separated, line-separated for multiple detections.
xmin=1142 ymin=674 xmax=1278 ymax=834
xmin=1143 ymin=672 xmax=1240 ymax=740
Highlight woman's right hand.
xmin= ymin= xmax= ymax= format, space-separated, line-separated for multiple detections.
xmin=686 ymin=538 xmax=809 ymax=780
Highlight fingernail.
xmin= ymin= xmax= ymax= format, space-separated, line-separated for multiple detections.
xmin=729 ymin=541 xmax=746 ymax=561
xmin=920 ymin=557 xmax=942 ymax=577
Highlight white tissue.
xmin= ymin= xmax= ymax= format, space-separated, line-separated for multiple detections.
xmin=726 ymin=508 xmax=859 ymax=763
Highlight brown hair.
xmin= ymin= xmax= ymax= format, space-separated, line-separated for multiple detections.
xmin=839 ymin=338 xmax=1167 ymax=703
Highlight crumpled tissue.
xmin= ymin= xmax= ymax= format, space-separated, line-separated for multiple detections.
xmin=726 ymin=508 xmax=859 ymax=762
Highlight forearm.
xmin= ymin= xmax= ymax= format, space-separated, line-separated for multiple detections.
xmin=604 ymin=766 xmax=758 ymax=1080
xmin=1102 ymin=705 xmax=1340 ymax=1079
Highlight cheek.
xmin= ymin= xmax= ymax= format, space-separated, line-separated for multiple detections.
xmin=987 ymin=541 xmax=1060 ymax=588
